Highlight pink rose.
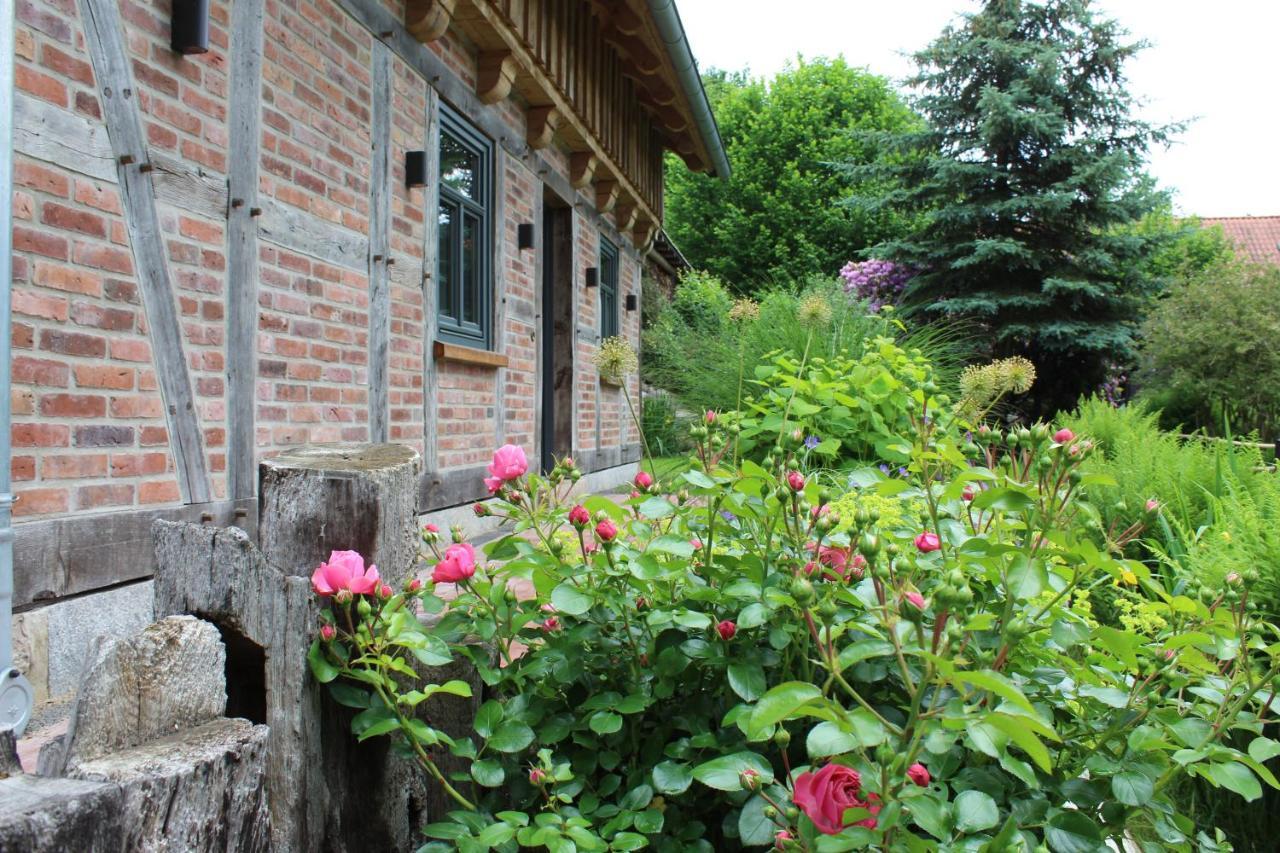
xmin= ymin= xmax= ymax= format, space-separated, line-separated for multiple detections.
xmin=717 ymin=620 xmax=736 ymax=641
xmin=432 ymin=542 xmax=477 ymax=584
xmin=1053 ymin=428 xmax=1075 ymax=444
xmin=569 ymin=504 xmax=590 ymax=527
xmin=319 ymin=624 xmax=336 ymax=642
xmin=903 ymin=591 xmax=926 ymax=611
xmin=793 ymin=763 xmax=866 ymax=835
xmin=488 ymin=444 xmax=529 ymax=482
xmin=484 ymin=476 xmax=503 ymax=494
xmin=848 ymin=553 xmax=867 ymax=581
xmin=690 ymin=538 xmax=703 ymax=550
xmin=378 ymin=584 xmax=392 ymax=599
xmin=906 ymin=763 xmax=930 ymax=787
xmin=424 ymin=523 xmax=439 ymax=533
xmin=1146 ymin=498 xmax=1160 ymax=513
xmin=634 ymin=470 xmax=654 ymax=489
xmin=595 ymin=519 xmax=618 ymax=542
xmin=311 ymin=550 xmax=381 ymax=597
xmin=817 ymin=545 xmax=850 ymax=577
xmin=529 ymin=768 xmax=547 ymax=784
xmin=542 ymin=617 xmax=560 ymax=631
xmin=786 ymin=470 xmax=805 ymax=491
xmin=705 ymin=410 xmax=717 ymax=424
xmin=774 ymin=830 xmax=793 ymax=849
xmin=914 ymin=532 xmax=941 ymax=553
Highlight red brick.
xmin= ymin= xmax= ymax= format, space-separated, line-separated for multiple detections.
xmin=73 ymin=180 xmax=123 ymax=215
xmin=17 ymin=0 xmax=73 ymax=42
xmin=40 ymin=393 xmax=106 ymax=418
xmin=70 ymin=302 xmax=135 ymax=331
xmin=41 ymin=44 xmax=94 ymax=85
xmin=76 ymin=484 xmax=135 ymax=509
xmin=14 ymin=160 xmax=70 ymax=196
xmin=74 ymin=91 xmax=101 ymax=120
xmin=13 ymin=226 xmax=69 ymax=260
xmin=109 ymin=395 xmax=164 ymax=418
xmin=42 ymin=453 xmax=109 ymax=479
xmin=73 ymin=242 xmax=133 ymax=274
xmin=131 ymin=60 xmax=179 ymax=97
xmin=40 ymin=329 xmax=106 ymax=358
xmin=33 ymin=262 xmax=103 ymax=296
xmin=12 ymin=355 xmax=70 ymax=387
xmin=110 ymin=452 xmax=169 ymax=478
xmin=139 ymin=479 xmax=180 ymax=504
xmin=74 ymin=365 xmax=135 ymax=390
xmin=14 ymin=486 xmax=69 ymax=517
xmin=15 ymin=65 xmax=67 ymax=106
xmin=12 ymin=388 xmax=34 ymax=415
xmin=12 ymin=323 xmax=33 ymax=350
xmin=42 ymin=202 xmax=108 ymax=238
xmin=146 ymin=121 xmax=179 ymax=150
xmin=12 ymin=290 xmax=68 ymax=321
xmin=140 ymin=426 xmax=168 ymax=445
xmin=178 ymin=216 xmax=222 ymax=243
xmin=12 ymin=457 xmax=35 ymax=481
xmin=109 ymin=339 xmax=151 ymax=362
xmin=12 ymin=423 xmax=70 ymax=447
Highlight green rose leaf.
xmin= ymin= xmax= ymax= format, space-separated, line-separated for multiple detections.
xmin=691 ymin=752 xmax=774 ymax=791
xmin=474 ymin=700 xmax=504 ymax=738
xmin=652 ymin=760 xmax=693 ymax=795
xmin=609 ymin=833 xmax=648 ymax=851
xmin=953 ymin=789 xmax=999 ymax=833
xmin=550 ymin=581 xmax=593 ymax=616
xmin=307 ymin=639 xmax=339 ymax=683
xmin=906 ymin=794 xmax=950 ymax=840
xmin=1044 ymin=810 xmax=1103 ymax=853
xmin=738 ymin=795 xmax=777 ymax=846
xmin=650 ymin=535 xmax=695 ymax=557
xmin=747 ymin=681 xmax=824 ymax=738
xmin=1203 ymin=761 xmax=1262 ymax=802
xmin=728 ymin=662 xmax=767 ymax=702
xmin=806 ymin=720 xmax=860 ymax=759
xmin=487 ymin=720 xmax=535 ymax=753
xmin=589 ymin=711 xmax=624 ymax=735
xmin=1112 ymin=771 xmax=1154 ymax=807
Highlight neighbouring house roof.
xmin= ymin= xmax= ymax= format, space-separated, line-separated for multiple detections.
xmin=1200 ymin=215 xmax=1280 ymax=265
xmin=648 ymin=229 xmax=691 ymax=275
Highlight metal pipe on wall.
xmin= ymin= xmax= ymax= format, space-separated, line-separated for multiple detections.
xmin=1 ymin=0 xmax=35 ymax=736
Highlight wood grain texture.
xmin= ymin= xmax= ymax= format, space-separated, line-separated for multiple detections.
xmin=368 ymin=44 xmax=393 ymax=444
xmin=422 ymin=87 xmax=442 ymax=471
xmin=433 ymin=340 xmax=510 ymax=368
xmin=255 ymin=196 xmax=369 ymax=271
xmin=493 ymin=151 xmax=509 ymax=445
xmin=226 ymin=0 xmax=267 ymax=501
xmin=75 ymin=0 xmax=212 ymax=503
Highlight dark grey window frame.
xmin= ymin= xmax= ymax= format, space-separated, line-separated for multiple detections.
xmin=599 ymin=237 xmax=619 ymax=338
xmin=436 ymin=105 xmax=494 ymax=349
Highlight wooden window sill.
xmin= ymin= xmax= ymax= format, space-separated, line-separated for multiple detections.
xmin=599 ymin=374 xmax=626 ymax=388
xmin=433 ymin=340 xmax=509 ymax=369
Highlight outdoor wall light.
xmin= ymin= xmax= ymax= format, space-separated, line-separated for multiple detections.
xmin=517 ymin=223 xmax=535 ymax=250
xmin=625 ymin=293 xmax=637 ymax=311
xmin=585 ymin=267 xmax=599 ymax=288
xmin=171 ymin=0 xmax=210 ymax=55
xmin=405 ymin=151 xmax=428 ymax=188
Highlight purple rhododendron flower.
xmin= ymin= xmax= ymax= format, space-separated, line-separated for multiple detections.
xmin=839 ymin=259 xmax=914 ymax=312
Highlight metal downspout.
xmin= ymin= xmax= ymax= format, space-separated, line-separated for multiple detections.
xmin=645 ymin=0 xmax=731 ymax=180
xmin=1 ymin=0 xmax=34 ymax=736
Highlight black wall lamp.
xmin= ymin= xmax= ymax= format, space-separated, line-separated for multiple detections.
xmin=405 ymin=151 xmax=427 ymax=189
xmin=585 ymin=267 xmax=599 ymax=288
xmin=171 ymin=0 xmax=210 ymax=55
xmin=625 ymin=293 xmax=638 ymax=311
xmin=517 ymin=223 xmax=535 ymax=250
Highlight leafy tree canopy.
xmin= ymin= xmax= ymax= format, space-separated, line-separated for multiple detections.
xmin=852 ymin=0 xmax=1181 ymax=415
xmin=663 ymin=58 xmax=920 ymax=291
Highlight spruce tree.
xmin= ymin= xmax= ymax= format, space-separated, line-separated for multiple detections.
xmin=854 ymin=0 xmax=1177 ymax=415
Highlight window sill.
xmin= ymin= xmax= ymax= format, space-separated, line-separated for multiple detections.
xmin=599 ymin=373 xmax=627 ymax=388
xmin=433 ymin=340 xmax=509 ymax=369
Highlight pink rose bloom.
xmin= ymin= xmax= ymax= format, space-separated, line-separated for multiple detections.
xmin=1053 ymin=428 xmax=1075 ymax=444
xmin=717 ymin=620 xmax=736 ymax=641
xmin=568 ymin=504 xmax=590 ymax=527
xmin=634 ymin=470 xmax=654 ymax=489
xmin=484 ymin=475 xmax=503 ymax=494
xmin=786 ymin=470 xmax=805 ymax=491
xmin=595 ymin=519 xmax=618 ymax=542
xmin=906 ymin=763 xmax=930 ymax=787
xmin=914 ymin=532 xmax=941 ymax=553
xmin=432 ymin=542 xmax=476 ymax=584
xmin=793 ymin=763 xmax=866 ymax=835
xmin=488 ymin=444 xmax=529 ymax=482
xmin=690 ymin=538 xmax=704 ymax=551
xmin=311 ymin=550 xmax=380 ymax=597
xmin=540 ymin=603 xmax=557 ymax=614
xmin=817 ymin=545 xmax=850 ymax=574
xmin=903 ymin=591 xmax=926 ymax=611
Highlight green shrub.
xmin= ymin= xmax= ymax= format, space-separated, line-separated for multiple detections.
xmin=1137 ymin=259 xmax=1280 ymax=439
xmin=639 ymin=392 xmax=689 ymax=458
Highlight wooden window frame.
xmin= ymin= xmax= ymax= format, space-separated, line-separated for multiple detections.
xmin=599 ymin=237 xmax=619 ymax=339
xmin=437 ymin=105 xmax=494 ymax=349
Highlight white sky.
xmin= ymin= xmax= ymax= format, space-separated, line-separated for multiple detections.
xmin=676 ymin=1 xmax=1280 ymax=217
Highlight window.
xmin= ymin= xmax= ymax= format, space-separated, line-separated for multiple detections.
xmin=599 ymin=237 xmax=619 ymax=338
xmin=437 ymin=107 xmax=492 ymax=348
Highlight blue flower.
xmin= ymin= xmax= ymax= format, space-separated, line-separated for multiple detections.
xmin=720 ymin=510 xmax=737 ymax=523
xmin=804 ymin=435 xmax=820 ymax=450
xmin=878 ymin=463 xmax=892 ymax=476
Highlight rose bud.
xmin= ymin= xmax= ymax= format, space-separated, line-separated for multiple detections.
xmin=848 ymin=553 xmax=867 ymax=581
xmin=962 ymin=485 xmax=976 ymax=502
xmin=635 ymin=596 xmax=648 ymax=610
xmin=529 ymin=768 xmax=547 ymax=785
xmin=1053 ymin=427 xmax=1075 ymax=444
xmin=334 ymin=588 xmax=353 ymax=605
xmin=786 ymin=470 xmax=805 ymax=492
xmin=1145 ymin=498 xmax=1160 ymax=513
xmin=774 ymin=830 xmax=793 ymax=850
xmin=473 ymin=502 xmax=489 ymax=517
xmin=540 ymin=603 xmax=557 ymax=614
xmin=716 ymin=620 xmax=737 ymax=641
xmin=705 ymin=410 xmax=717 ymax=425
xmin=903 ymin=591 xmax=926 ymax=611
xmin=379 ymin=584 xmax=393 ymax=599
xmin=406 ymin=578 xmax=423 ymax=593
xmin=740 ymin=768 xmax=761 ymax=791
xmin=914 ymin=532 xmax=941 ymax=553
xmin=319 ymin=624 xmax=336 ymax=642
xmin=634 ymin=470 xmax=654 ymax=490
xmin=907 ymin=763 xmax=930 ymax=787
xmin=542 ymin=617 xmax=560 ymax=631
xmin=629 ymin=490 xmax=641 ymax=499
xmin=595 ymin=519 xmax=619 ymax=542
xmin=802 ymin=561 xmax=818 ymax=577
xmin=568 ymin=504 xmax=590 ymax=527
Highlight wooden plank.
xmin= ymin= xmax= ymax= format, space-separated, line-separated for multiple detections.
xmin=12 ymin=499 xmax=257 ymax=609
xmin=255 ymin=196 xmax=369 ymax=270
xmin=492 ymin=150 xmax=508 ymax=445
xmin=150 ymin=152 xmax=227 ymax=224
xmin=225 ymin=0 xmax=266 ymax=501
xmin=77 ymin=0 xmax=211 ymax=504
xmin=368 ymin=44 xmax=393 ymax=443
xmin=418 ymin=466 xmax=489 ymax=511
xmin=422 ymin=87 xmax=442 ymax=470
xmin=433 ymin=340 xmax=510 ymax=368
xmin=331 ymin=0 xmax=643 ymax=265
xmin=532 ymin=187 xmax=545 ymax=464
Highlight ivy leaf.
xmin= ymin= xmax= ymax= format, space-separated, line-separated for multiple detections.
xmin=953 ymin=789 xmax=999 ymax=833
xmin=651 ymin=760 xmax=693 ymax=795
xmin=728 ymin=663 xmax=767 ymax=702
xmin=691 ymin=752 xmax=774 ymax=791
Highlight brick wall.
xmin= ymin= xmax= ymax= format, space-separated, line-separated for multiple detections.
xmin=9 ymin=0 xmax=649 ymax=526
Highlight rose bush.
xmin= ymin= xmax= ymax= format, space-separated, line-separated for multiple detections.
xmin=309 ymin=374 xmax=1279 ymax=851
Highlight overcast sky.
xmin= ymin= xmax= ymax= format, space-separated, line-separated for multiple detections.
xmin=677 ymin=1 xmax=1279 ymax=218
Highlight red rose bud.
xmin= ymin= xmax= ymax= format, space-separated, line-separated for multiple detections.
xmin=379 ymin=584 xmax=393 ymax=599
xmin=786 ymin=470 xmax=805 ymax=491
xmin=334 ymin=588 xmax=353 ymax=605
xmin=774 ymin=830 xmax=793 ymax=849
xmin=562 ymin=456 xmax=575 ymax=469
xmin=406 ymin=578 xmax=423 ymax=593
xmin=595 ymin=519 xmax=619 ymax=542
xmin=424 ymin=523 xmax=439 ymax=533
xmin=319 ymin=624 xmax=336 ymax=642
xmin=629 ymin=490 xmax=641 ymax=499
xmin=542 ymin=617 xmax=560 ymax=631
xmin=529 ymin=768 xmax=547 ymax=785
xmin=705 ymin=410 xmax=717 ymax=425
xmin=690 ymin=538 xmax=703 ymax=551
xmin=634 ymin=470 xmax=654 ymax=490
xmin=541 ymin=602 xmax=557 ymax=614
xmin=635 ymin=596 xmax=648 ymax=610
xmin=473 ymin=502 xmax=489 ymax=517
xmin=915 ymin=532 xmax=941 ymax=553
xmin=717 ymin=620 xmax=737 ymax=641
xmin=962 ymin=485 xmax=975 ymax=502
xmin=802 ymin=560 xmax=818 ymax=577
xmin=849 ymin=553 xmax=867 ymax=581
xmin=904 ymin=591 xmax=926 ymax=611
xmin=1146 ymin=498 xmax=1160 ymax=513
xmin=907 ymin=763 xmax=930 ymax=787
xmin=1053 ymin=428 xmax=1075 ymax=444
xmin=569 ymin=504 xmax=590 ymax=527
xmin=740 ymin=768 xmax=761 ymax=790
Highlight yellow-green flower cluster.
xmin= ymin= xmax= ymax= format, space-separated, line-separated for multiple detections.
xmin=593 ymin=336 xmax=639 ymax=383
xmin=728 ymin=297 xmax=760 ymax=323
xmin=1115 ymin=596 xmax=1168 ymax=636
xmin=827 ymin=491 xmax=909 ymax=535
xmin=797 ymin=293 xmax=833 ymax=328
xmin=957 ymin=356 xmax=1038 ymax=417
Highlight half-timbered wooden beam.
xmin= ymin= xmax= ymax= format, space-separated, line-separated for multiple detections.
xmin=405 ymin=0 xmax=457 ymax=42
xmin=526 ymin=105 xmax=560 ymax=150
xmin=368 ymin=44 xmax=393 ymax=443
xmin=477 ymin=51 xmax=517 ymax=104
xmin=570 ymin=152 xmax=598 ymax=189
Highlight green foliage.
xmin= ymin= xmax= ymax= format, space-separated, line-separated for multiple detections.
xmin=639 ymin=392 xmax=689 ymax=458
xmin=738 ymin=339 xmax=938 ymax=466
xmin=1117 ymin=210 xmax=1237 ymax=288
xmin=853 ymin=0 xmax=1179 ymax=416
xmin=664 ymin=59 xmax=921 ymax=290
xmin=310 ymin=383 xmax=1276 ymax=850
xmin=1137 ymin=258 xmax=1280 ymax=440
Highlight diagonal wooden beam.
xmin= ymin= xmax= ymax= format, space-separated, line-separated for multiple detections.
xmin=78 ymin=0 xmax=210 ymax=503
